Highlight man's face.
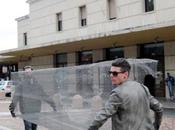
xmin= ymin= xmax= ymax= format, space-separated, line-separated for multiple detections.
xmin=109 ymin=66 xmax=128 ymax=85
xmin=25 ymin=68 xmax=32 ymax=76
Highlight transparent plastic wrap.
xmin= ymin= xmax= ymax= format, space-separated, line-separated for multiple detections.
xmin=11 ymin=58 xmax=158 ymax=130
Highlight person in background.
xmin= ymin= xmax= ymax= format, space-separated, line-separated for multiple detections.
xmin=88 ymin=58 xmax=163 ymax=130
xmin=166 ymin=72 xmax=175 ymax=101
xmin=9 ymin=66 xmax=56 ymax=130
xmin=144 ymin=74 xmax=156 ymax=96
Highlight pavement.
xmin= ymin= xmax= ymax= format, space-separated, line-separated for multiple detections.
xmin=0 ymin=95 xmax=175 ymax=130
xmin=157 ymin=97 xmax=175 ymax=109
xmin=0 ymin=95 xmax=48 ymax=130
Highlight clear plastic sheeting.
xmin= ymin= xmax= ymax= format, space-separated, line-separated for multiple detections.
xmin=11 ymin=59 xmax=158 ymax=130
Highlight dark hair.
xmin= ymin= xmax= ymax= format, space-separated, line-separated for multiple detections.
xmin=112 ymin=58 xmax=131 ymax=73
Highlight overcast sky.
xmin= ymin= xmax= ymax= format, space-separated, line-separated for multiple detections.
xmin=0 ymin=0 xmax=29 ymax=51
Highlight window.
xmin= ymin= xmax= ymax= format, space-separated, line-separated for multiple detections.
xmin=106 ymin=47 xmax=124 ymax=60
xmin=56 ymin=13 xmax=62 ymax=31
xmin=145 ymin=0 xmax=154 ymax=12
xmin=139 ymin=42 xmax=164 ymax=71
xmin=0 ymin=64 xmax=18 ymax=80
xmin=107 ymin=0 xmax=116 ymax=20
xmin=140 ymin=43 xmax=164 ymax=57
xmin=79 ymin=6 xmax=87 ymax=27
xmin=23 ymin=33 xmax=27 ymax=46
xmin=79 ymin=50 xmax=92 ymax=65
xmin=54 ymin=53 xmax=67 ymax=67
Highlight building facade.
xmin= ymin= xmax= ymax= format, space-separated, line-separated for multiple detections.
xmin=1 ymin=0 xmax=175 ymax=97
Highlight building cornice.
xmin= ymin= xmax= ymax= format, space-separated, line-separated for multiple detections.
xmin=1 ymin=19 xmax=175 ymax=60
xmin=26 ymin=0 xmax=42 ymax=4
xmin=15 ymin=15 xmax=29 ymax=22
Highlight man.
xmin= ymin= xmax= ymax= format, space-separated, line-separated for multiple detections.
xmin=144 ymin=74 xmax=156 ymax=96
xmin=88 ymin=58 xmax=163 ymax=130
xmin=166 ymin=72 xmax=175 ymax=100
xmin=9 ymin=66 xmax=56 ymax=130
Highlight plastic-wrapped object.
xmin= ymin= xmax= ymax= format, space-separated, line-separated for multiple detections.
xmin=11 ymin=58 xmax=157 ymax=130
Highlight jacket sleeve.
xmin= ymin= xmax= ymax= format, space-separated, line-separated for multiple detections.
xmin=11 ymin=84 xmax=22 ymax=108
xmin=141 ymin=84 xmax=162 ymax=130
xmin=141 ymin=84 xmax=163 ymax=130
xmin=149 ymin=95 xmax=163 ymax=130
xmin=88 ymin=92 xmax=122 ymax=130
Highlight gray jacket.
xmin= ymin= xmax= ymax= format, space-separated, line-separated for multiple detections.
xmin=88 ymin=80 xmax=163 ymax=130
xmin=12 ymin=77 xmax=56 ymax=113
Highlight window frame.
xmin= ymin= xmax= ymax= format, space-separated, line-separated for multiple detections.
xmin=78 ymin=50 xmax=93 ymax=65
xmin=23 ymin=32 xmax=27 ymax=46
xmin=106 ymin=47 xmax=124 ymax=60
xmin=79 ymin=5 xmax=87 ymax=27
xmin=144 ymin=0 xmax=154 ymax=12
xmin=56 ymin=12 xmax=63 ymax=31
xmin=54 ymin=53 xmax=67 ymax=68
xmin=107 ymin=0 xmax=117 ymax=20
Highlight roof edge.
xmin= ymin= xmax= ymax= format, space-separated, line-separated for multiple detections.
xmin=26 ymin=0 xmax=42 ymax=4
xmin=15 ymin=15 xmax=29 ymax=22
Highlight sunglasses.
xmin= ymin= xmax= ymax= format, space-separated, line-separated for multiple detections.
xmin=108 ymin=71 xmax=125 ymax=77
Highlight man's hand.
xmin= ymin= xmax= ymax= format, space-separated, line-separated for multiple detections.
xmin=87 ymin=125 xmax=99 ymax=130
xmin=153 ymin=122 xmax=160 ymax=130
xmin=9 ymin=103 xmax=15 ymax=111
xmin=52 ymin=105 xmax=57 ymax=112
xmin=53 ymin=107 xmax=57 ymax=112
xmin=50 ymin=103 xmax=57 ymax=112
xmin=9 ymin=103 xmax=16 ymax=117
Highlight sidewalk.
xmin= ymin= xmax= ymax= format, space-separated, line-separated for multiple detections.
xmin=157 ymin=97 xmax=175 ymax=109
xmin=0 ymin=96 xmax=175 ymax=130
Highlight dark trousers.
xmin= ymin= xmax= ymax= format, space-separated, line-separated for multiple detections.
xmin=24 ymin=120 xmax=37 ymax=130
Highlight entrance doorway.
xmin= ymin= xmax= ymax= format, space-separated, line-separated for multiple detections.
xmin=139 ymin=42 xmax=165 ymax=97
